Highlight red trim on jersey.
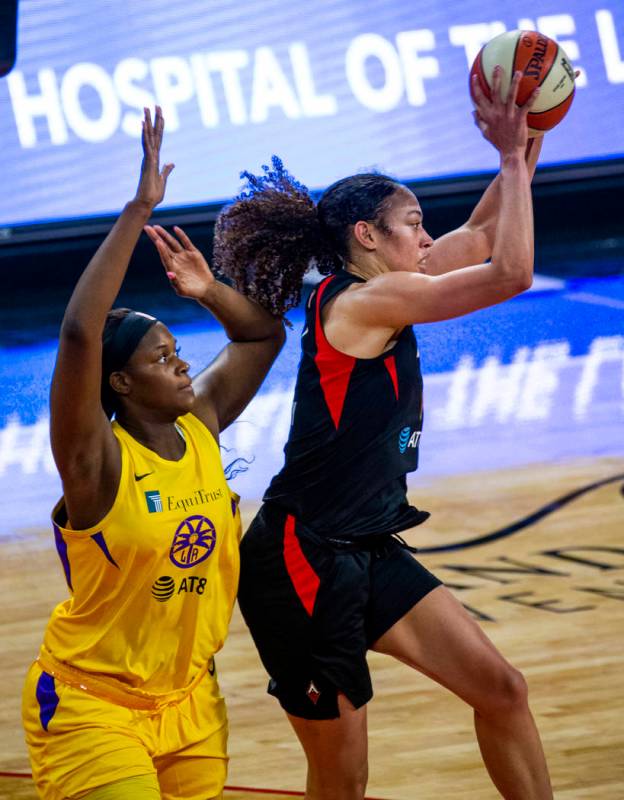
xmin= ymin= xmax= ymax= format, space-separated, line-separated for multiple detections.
xmin=283 ymin=514 xmax=320 ymax=616
xmin=314 ymin=276 xmax=356 ymax=429
xmin=384 ymin=355 xmax=399 ymax=400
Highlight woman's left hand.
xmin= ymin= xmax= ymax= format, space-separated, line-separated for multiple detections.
xmin=134 ymin=106 xmax=174 ymax=209
xmin=144 ymin=224 xmax=217 ymax=300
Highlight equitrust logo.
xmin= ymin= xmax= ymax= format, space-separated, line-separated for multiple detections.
xmin=145 ymin=490 xmax=163 ymax=513
xmin=145 ymin=487 xmax=224 ymax=514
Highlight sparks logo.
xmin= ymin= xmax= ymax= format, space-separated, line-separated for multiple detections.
xmin=170 ymin=514 xmax=217 ymax=568
xmin=145 ymin=490 xmax=163 ymax=513
xmin=398 ymin=426 xmax=421 ymax=454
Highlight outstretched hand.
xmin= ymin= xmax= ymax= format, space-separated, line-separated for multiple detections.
xmin=471 ymin=67 xmax=540 ymax=156
xmin=144 ymin=225 xmax=217 ymax=300
xmin=134 ymin=107 xmax=175 ymax=209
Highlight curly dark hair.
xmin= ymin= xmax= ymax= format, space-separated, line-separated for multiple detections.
xmin=213 ymin=156 xmax=401 ymax=316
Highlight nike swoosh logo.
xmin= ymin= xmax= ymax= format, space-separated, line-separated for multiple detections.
xmin=134 ymin=471 xmax=154 ymax=481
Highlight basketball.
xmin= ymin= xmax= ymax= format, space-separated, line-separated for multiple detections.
xmin=470 ymin=30 xmax=576 ymax=136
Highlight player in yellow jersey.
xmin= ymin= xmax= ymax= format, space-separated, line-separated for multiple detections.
xmin=21 ymin=107 xmax=285 ymax=800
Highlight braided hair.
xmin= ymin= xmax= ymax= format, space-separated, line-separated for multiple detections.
xmin=213 ymin=156 xmax=401 ymax=316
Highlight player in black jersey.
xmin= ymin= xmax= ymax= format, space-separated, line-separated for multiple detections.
xmin=217 ymin=70 xmax=553 ymax=799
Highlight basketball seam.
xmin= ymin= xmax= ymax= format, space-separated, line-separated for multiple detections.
xmin=537 ymin=42 xmax=560 ymax=89
xmin=529 ymin=89 xmax=575 ymax=116
xmin=475 ymin=50 xmax=491 ymax=100
xmin=512 ymin=32 xmax=521 ymax=93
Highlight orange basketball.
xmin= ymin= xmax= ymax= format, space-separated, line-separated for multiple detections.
xmin=470 ymin=30 xmax=576 ymax=137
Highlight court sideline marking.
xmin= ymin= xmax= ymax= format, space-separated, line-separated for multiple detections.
xmin=0 ymin=771 xmax=390 ymax=799
xmin=419 ymin=471 xmax=624 ymax=554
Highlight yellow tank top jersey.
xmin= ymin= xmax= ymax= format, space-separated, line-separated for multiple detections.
xmin=43 ymin=412 xmax=241 ymax=698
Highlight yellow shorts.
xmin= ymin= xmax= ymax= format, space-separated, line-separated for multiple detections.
xmin=22 ymin=661 xmax=228 ymax=800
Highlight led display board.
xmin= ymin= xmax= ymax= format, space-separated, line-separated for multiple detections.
xmin=0 ymin=0 xmax=623 ymax=231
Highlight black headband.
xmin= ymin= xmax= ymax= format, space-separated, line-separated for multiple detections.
xmin=102 ymin=311 xmax=158 ymax=376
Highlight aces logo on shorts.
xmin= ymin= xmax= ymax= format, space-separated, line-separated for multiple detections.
xmin=170 ymin=514 xmax=217 ymax=568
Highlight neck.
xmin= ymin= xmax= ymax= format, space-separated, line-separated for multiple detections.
xmin=345 ymin=257 xmax=387 ymax=282
xmin=115 ymin=412 xmax=185 ymax=461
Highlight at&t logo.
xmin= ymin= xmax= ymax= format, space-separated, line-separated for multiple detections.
xmin=151 ymin=575 xmax=207 ymax=602
xmin=152 ymin=576 xmax=175 ymax=601
xmin=398 ymin=426 xmax=421 ymax=454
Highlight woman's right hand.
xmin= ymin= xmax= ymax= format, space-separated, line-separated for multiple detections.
xmin=133 ymin=106 xmax=175 ymax=210
xmin=144 ymin=224 xmax=217 ymax=300
xmin=471 ymin=67 xmax=540 ymax=158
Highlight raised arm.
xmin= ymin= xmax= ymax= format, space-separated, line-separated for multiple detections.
xmin=424 ymin=95 xmax=543 ymax=276
xmin=144 ymin=225 xmax=285 ymax=439
xmin=50 ymin=108 xmax=173 ymax=526
xmin=333 ymin=68 xmax=538 ymax=343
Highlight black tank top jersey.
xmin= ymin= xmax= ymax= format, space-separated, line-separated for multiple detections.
xmin=264 ymin=270 xmax=429 ymax=540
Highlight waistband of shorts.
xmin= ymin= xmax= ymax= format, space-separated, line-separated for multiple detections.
xmin=36 ymin=647 xmax=209 ymax=711
xmin=288 ymin=514 xmax=420 ymax=554
xmin=262 ymin=501 xmax=427 ymax=551
xmin=325 ymin=531 xmax=419 ymax=554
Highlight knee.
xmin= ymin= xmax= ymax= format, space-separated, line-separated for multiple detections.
xmin=474 ymin=664 xmax=529 ymax=720
xmin=308 ymin=758 xmax=368 ymax=799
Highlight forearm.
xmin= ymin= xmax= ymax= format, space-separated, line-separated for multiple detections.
xmin=198 ymin=279 xmax=284 ymax=341
xmin=468 ymin=136 xmax=543 ymax=234
xmin=61 ymin=200 xmax=152 ymax=337
xmin=426 ymin=137 xmax=542 ymax=275
xmin=490 ymin=152 xmax=534 ymax=287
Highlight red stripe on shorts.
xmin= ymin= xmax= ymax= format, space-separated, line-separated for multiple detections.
xmin=283 ymin=514 xmax=320 ymax=616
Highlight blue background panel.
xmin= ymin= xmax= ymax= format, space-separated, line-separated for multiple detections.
xmin=3 ymin=276 xmax=623 ymax=536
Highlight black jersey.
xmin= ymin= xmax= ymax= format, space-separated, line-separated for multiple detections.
xmin=264 ymin=270 xmax=429 ymax=539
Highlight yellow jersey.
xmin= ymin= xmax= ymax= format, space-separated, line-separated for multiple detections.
xmin=42 ymin=412 xmax=241 ymax=699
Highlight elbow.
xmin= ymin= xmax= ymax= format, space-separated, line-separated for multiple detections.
xmin=273 ymin=323 xmax=287 ymax=353
xmin=253 ymin=320 xmax=286 ymax=354
xmin=59 ymin=316 xmax=102 ymax=349
xmin=60 ymin=317 xmax=90 ymax=343
xmin=501 ymin=272 xmax=532 ymax=299
xmin=513 ymin=271 xmax=533 ymax=293
xmin=493 ymin=256 xmax=533 ymax=296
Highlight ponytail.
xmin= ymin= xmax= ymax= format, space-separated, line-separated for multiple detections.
xmin=214 ymin=157 xmax=401 ymax=316
xmin=214 ymin=156 xmax=337 ymax=316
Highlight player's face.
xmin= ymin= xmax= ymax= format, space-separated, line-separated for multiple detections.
xmin=123 ymin=323 xmax=195 ymax=417
xmin=375 ymin=187 xmax=433 ymax=273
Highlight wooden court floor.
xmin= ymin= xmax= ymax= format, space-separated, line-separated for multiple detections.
xmin=2 ymin=456 xmax=623 ymax=799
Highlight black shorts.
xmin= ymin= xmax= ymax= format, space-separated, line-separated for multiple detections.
xmin=238 ymin=503 xmax=442 ymax=720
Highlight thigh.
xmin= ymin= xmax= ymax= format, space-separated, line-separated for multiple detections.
xmin=154 ymin=670 xmax=229 ymax=800
xmin=367 ymin=542 xmax=442 ymax=645
xmin=156 ymin=756 xmax=227 ymax=800
xmin=372 ymin=585 xmax=519 ymax=708
xmin=287 ymin=693 xmax=368 ymax=783
xmin=79 ymin=775 xmax=161 ymax=800
xmin=22 ymin=663 xmax=155 ymax=800
xmin=239 ymin=506 xmax=373 ymax=720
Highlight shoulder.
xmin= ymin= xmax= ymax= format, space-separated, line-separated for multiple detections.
xmin=177 ymin=412 xmax=219 ymax=451
xmin=321 ymin=279 xmax=403 ymax=359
